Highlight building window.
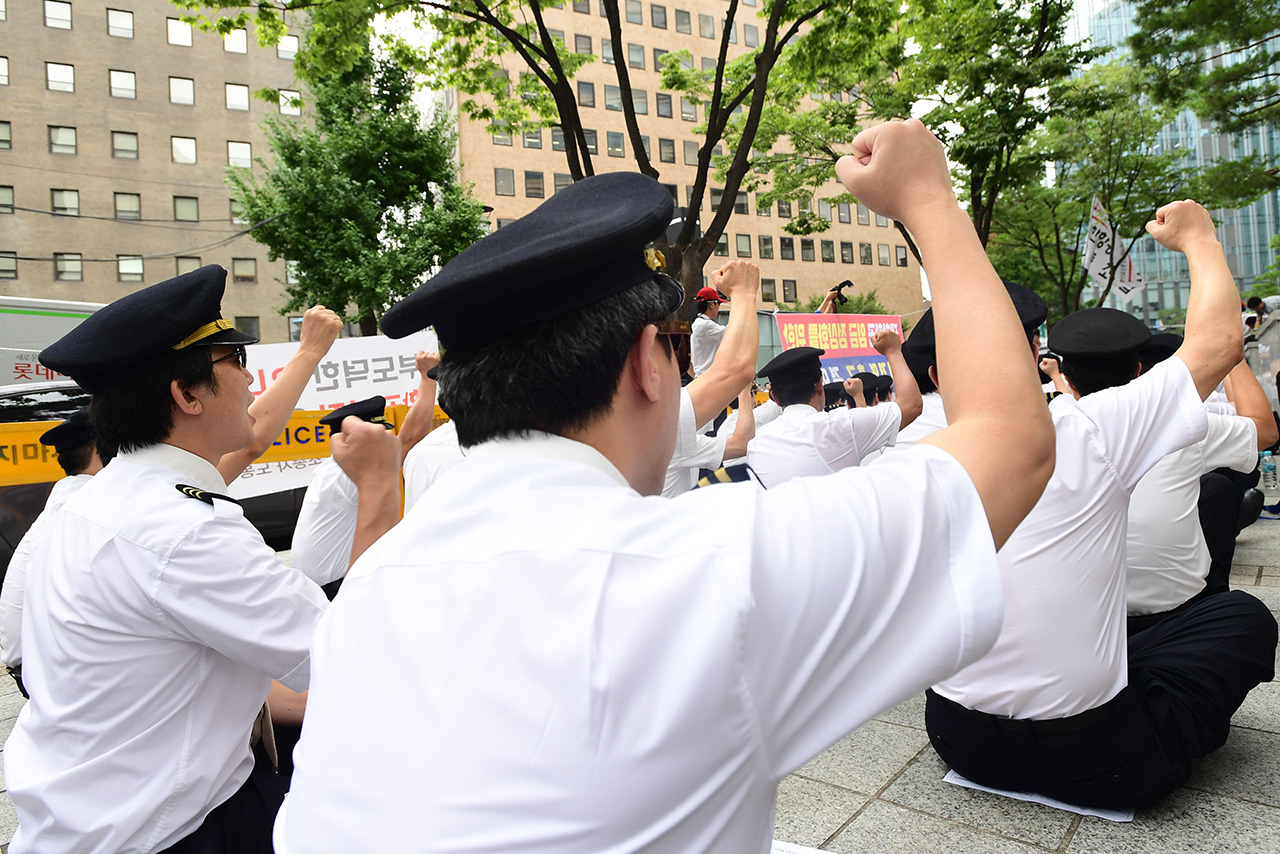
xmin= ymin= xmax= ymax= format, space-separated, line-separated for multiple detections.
xmin=625 ymin=0 xmax=642 ymax=23
xmin=110 ymin=69 xmax=136 ymax=99
xmin=838 ymin=203 xmax=851 ymax=224
xmin=117 ymin=255 xmax=143 ymax=282
xmin=167 ymin=18 xmax=192 ymax=45
xmin=112 ymin=131 xmax=138 ymax=159
xmin=656 ymin=92 xmax=673 ymax=118
xmin=778 ymin=200 xmax=792 ymax=218
xmin=878 ymin=243 xmax=890 ymax=265
xmin=605 ymin=85 xmax=622 ymax=111
xmin=0 ymin=186 xmax=12 ymax=214
xmin=525 ymin=170 xmax=544 ymax=198
xmin=744 ymin=24 xmax=758 ymax=47
xmin=801 ymin=239 xmax=815 ymax=261
xmin=628 ymin=43 xmax=645 ymax=69
xmin=583 ymin=129 xmax=598 ymax=155
xmin=494 ymin=168 xmax=515 ymax=196
xmin=226 ymin=83 xmax=250 ymax=110
xmin=780 ymin=237 xmax=794 ymax=260
xmin=170 ymin=77 xmax=195 ymax=105
xmin=224 ymin=28 xmax=247 ymax=53
xmin=107 ymin=8 xmax=132 ymax=36
xmin=607 ymin=131 xmax=625 ymax=158
xmin=840 ymin=241 xmax=854 ymax=263
xmin=725 ymin=20 xmax=736 ymax=43
xmin=45 ymin=0 xmax=71 ymax=28
xmin=782 ymin=279 xmax=797 ymax=302
xmin=491 ymin=124 xmax=512 ymax=145
xmin=228 ymin=140 xmax=252 ymax=167
xmin=0 ymin=0 xmax=5 ymax=20
xmin=653 ymin=47 xmax=668 ymax=67
xmin=632 ymin=89 xmax=648 ymax=114
xmin=857 ymin=203 xmax=869 ymax=225
xmin=876 ymin=213 xmax=889 ymax=227
xmin=173 ymin=196 xmax=199 ymax=221
xmin=896 ymin=245 xmax=909 ymax=267
xmin=602 ymin=38 xmax=614 ymax=64
xmin=573 ymin=0 xmax=589 ymax=11
xmin=279 ymin=90 xmax=301 ymax=115
xmin=758 ymin=235 xmax=774 ymax=259
xmin=552 ymin=127 xmax=565 ymax=151
xmin=523 ymin=129 xmax=542 ymax=149
xmin=699 ymin=13 xmax=714 ymax=37
xmin=232 ymin=258 xmax=256 ymax=282
xmin=0 ymin=57 xmax=7 ymax=86
xmin=574 ymin=34 xmax=591 ymax=55
xmin=235 ymin=316 xmax=260 ymax=338
xmin=554 ymin=173 xmax=572 ymax=194
xmin=702 ymin=56 xmax=717 ymax=71
xmin=760 ymin=278 xmax=776 ymax=301
xmin=714 ymin=234 xmax=729 ymax=256
xmin=658 ymin=138 xmax=675 ymax=163
xmin=680 ymin=97 xmax=696 ymax=121
xmin=171 ymin=136 xmax=196 ymax=163
xmin=54 ymin=253 xmax=82 ymax=281
xmin=51 ymin=189 xmax=79 ymax=216
xmin=548 ymin=29 xmax=565 ymax=45
xmin=46 ymin=62 xmax=75 ymax=92
xmin=578 ymin=81 xmax=595 ymax=107
xmin=734 ymin=192 xmax=749 ymax=215
xmin=652 ymin=4 xmax=667 ymax=27
xmin=860 ymin=242 xmax=872 ymax=264
xmin=736 ymin=234 xmax=751 ymax=257
xmin=278 ymin=34 xmax=298 ymax=59
xmin=675 ymin=9 xmax=691 ymax=33
xmin=818 ymin=200 xmax=832 ymax=221
xmin=176 ymin=256 xmax=201 ymax=275
xmin=0 ymin=252 xmax=15 ymax=280
xmin=680 ymin=140 xmax=698 ymax=166
xmin=234 ymin=200 xmax=248 ymax=227
xmin=114 ymin=192 xmax=141 ymax=220
xmin=821 ymin=240 xmax=835 ymax=262
xmin=48 ymin=126 xmax=77 ymax=155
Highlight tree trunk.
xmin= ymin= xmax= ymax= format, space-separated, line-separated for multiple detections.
xmin=359 ymin=314 xmax=379 ymax=337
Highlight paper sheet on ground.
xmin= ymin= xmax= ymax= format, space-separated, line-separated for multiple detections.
xmin=943 ymin=770 xmax=1134 ymax=822
xmin=771 ymin=842 xmax=824 ymax=853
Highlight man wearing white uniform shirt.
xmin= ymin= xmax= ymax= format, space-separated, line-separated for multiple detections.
xmin=275 ymin=122 xmax=1056 ymax=853
xmin=746 ymin=332 xmax=921 ymax=487
xmin=6 ymin=266 xmax=402 ymax=854
xmin=690 ymin=286 xmax=727 ymax=377
xmin=928 ymin=204 xmax=1278 ymax=810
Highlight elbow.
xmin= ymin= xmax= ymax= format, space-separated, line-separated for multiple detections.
xmin=899 ymin=398 xmax=923 ymax=429
xmin=1259 ymin=418 xmax=1279 ymax=450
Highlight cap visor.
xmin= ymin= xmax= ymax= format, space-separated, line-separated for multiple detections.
xmin=188 ymin=327 xmax=259 ymax=347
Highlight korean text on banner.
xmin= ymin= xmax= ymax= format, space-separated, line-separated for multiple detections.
xmin=1084 ymin=196 xmax=1144 ymax=305
xmin=773 ymin=313 xmax=902 ymax=382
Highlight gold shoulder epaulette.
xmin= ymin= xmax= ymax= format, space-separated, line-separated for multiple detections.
xmin=176 ymin=484 xmax=242 ymax=506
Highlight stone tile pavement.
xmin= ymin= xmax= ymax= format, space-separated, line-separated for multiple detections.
xmin=1 ymin=524 xmax=1278 ymax=851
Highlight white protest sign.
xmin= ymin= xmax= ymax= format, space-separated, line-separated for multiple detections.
xmin=1083 ymin=196 xmax=1144 ymax=305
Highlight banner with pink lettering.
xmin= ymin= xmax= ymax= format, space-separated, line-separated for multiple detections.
xmin=773 ymin=313 xmax=902 ymax=382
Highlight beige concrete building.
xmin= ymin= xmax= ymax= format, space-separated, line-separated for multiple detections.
xmin=449 ymin=0 xmax=925 ymax=320
xmin=0 ymin=0 xmax=306 ymax=342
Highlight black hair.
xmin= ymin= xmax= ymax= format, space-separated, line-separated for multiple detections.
xmin=876 ymin=382 xmax=892 ymax=403
xmin=89 ymin=347 xmax=220 ymax=453
xmin=55 ymin=441 xmax=93 ymax=477
xmin=1060 ymin=352 xmax=1140 ymax=397
xmin=1248 ymin=297 xmax=1265 ymax=309
xmin=771 ymin=365 xmax=823 ymax=406
xmin=696 ymin=299 xmax=713 ymax=315
xmin=437 ymin=279 xmax=674 ymax=448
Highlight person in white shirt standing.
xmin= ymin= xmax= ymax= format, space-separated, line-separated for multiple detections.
xmin=274 ymin=121 xmax=1057 ymax=854
xmin=690 ymin=286 xmax=728 ymax=378
xmin=927 ymin=202 xmax=1278 ymax=810
xmin=6 ymin=265 xmax=403 ymax=854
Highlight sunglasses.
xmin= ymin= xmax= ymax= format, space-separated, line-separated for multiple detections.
xmin=210 ymin=345 xmax=248 ymax=370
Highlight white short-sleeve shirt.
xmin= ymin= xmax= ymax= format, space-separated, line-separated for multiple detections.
xmin=290 ymin=457 xmax=359 ymax=587
xmin=274 ymin=432 xmax=1004 ymax=854
xmin=691 ymin=314 xmax=726 ymax=377
xmin=403 ymin=420 xmax=465 ymax=512
xmin=663 ymin=389 xmax=727 ymax=496
xmin=746 ymin=402 xmax=901 ymax=487
xmin=873 ymin=392 xmax=947 ymax=460
xmin=4 ymin=444 xmax=329 ymax=854
xmin=0 ymin=474 xmax=92 ymax=669
xmin=1126 ymin=412 xmax=1257 ymax=614
xmin=933 ymin=357 xmax=1208 ymax=719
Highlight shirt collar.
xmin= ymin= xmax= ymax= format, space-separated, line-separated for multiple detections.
xmin=465 ymin=430 xmax=631 ymax=489
xmin=119 ymin=443 xmax=227 ymax=492
xmin=781 ymin=404 xmax=819 ymax=417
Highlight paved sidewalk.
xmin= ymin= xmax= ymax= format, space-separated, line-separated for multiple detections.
xmin=0 ymin=524 xmax=1277 ymax=851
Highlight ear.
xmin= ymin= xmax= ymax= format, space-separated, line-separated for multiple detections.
xmin=630 ymin=325 xmax=665 ymax=403
xmin=927 ymin=365 xmax=940 ymax=389
xmin=170 ymin=378 xmax=204 ymax=416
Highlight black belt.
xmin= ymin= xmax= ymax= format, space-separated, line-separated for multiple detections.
xmin=930 ymin=690 xmax=1113 ymax=735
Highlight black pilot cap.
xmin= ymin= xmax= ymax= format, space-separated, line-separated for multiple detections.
xmin=1139 ymin=332 xmax=1183 ymax=367
xmin=39 ymin=265 xmax=258 ymax=393
xmin=1049 ymin=308 xmax=1151 ymax=359
xmin=379 ymin=172 xmax=681 ymax=348
xmin=823 ymin=381 xmax=846 ymax=410
xmin=40 ymin=408 xmax=92 ymax=455
xmin=908 ymin=280 xmax=1048 ymax=356
xmin=319 ymin=396 xmax=389 ymax=434
xmin=758 ymin=346 xmax=825 ymax=378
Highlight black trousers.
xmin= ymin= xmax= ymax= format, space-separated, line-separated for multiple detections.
xmin=1198 ymin=471 xmax=1242 ymax=596
xmin=155 ymin=743 xmax=290 ymax=854
xmin=926 ymin=590 xmax=1277 ymax=810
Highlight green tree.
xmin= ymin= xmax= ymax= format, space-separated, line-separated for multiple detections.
xmin=1130 ymin=0 xmax=1280 ymax=133
xmin=782 ymin=288 xmax=891 ymax=314
xmin=227 ymin=49 xmax=488 ymax=334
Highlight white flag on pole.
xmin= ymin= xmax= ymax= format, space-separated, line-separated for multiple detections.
xmin=1083 ymin=196 xmax=1144 ymax=304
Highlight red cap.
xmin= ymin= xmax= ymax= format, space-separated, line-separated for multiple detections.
xmin=696 ymin=287 xmax=726 ymax=303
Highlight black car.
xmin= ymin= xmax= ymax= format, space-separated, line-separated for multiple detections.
xmin=0 ymin=381 xmax=305 ymax=580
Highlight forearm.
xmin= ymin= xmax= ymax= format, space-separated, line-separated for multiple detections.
xmin=1177 ymin=239 xmax=1246 ymax=400
xmin=397 ymin=379 xmax=438 ymax=456
xmin=689 ymin=294 xmax=759 ymax=427
xmin=267 ymin=680 xmax=308 ymax=726
xmin=886 ymin=351 xmax=922 ymax=427
xmin=346 ymin=482 xmax=401 ymax=574
xmin=723 ymin=398 xmax=756 ymax=458
xmin=1225 ymin=359 xmax=1278 ymax=448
